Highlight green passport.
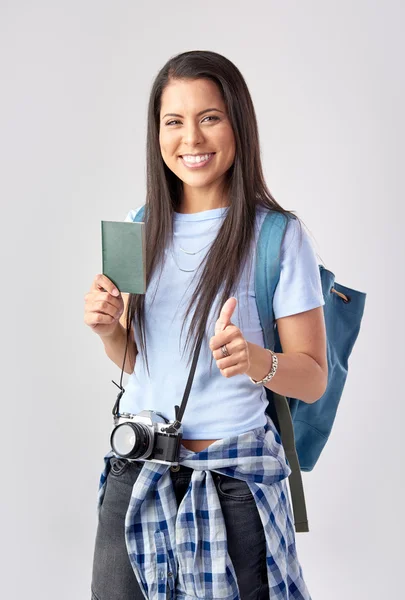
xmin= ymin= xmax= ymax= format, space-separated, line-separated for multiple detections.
xmin=101 ymin=220 xmax=146 ymax=294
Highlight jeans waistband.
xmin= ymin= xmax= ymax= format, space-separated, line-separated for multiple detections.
xmin=170 ymin=464 xmax=194 ymax=475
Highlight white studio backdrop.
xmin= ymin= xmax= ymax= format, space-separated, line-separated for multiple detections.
xmin=0 ymin=1 xmax=403 ymax=598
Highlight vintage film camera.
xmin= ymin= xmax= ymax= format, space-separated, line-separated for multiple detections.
xmin=110 ymin=409 xmax=183 ymax=466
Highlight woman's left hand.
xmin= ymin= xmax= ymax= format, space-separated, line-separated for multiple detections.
xmin=209 ymin=297 xmax=251 ymax=378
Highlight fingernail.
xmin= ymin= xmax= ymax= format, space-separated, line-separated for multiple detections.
xmin=112 ymin=288 xmax=119 ymax=296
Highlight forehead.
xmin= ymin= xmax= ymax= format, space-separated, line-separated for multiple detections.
xmin=159 ymin=78 xmax=225 ymax=114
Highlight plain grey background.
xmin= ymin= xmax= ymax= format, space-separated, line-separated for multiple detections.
xmin=1 ymin=1 xmax=403 ymax=598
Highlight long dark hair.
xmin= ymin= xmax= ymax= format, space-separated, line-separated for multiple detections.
xmin=125 ymin=50 xmax=303 ymax=372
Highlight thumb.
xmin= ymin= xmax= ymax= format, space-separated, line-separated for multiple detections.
xmin=215 ymin=297 xmax=237 ymax=335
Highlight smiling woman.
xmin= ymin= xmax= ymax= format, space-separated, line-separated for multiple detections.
xmin=158 ymin=78 xmax=236 ymax=212
xmin=88 ymin=49 xmax=325 ymax=600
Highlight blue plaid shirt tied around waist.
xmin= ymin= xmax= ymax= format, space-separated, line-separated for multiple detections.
xmin=97 ymin=417 xmax=312 ymax=600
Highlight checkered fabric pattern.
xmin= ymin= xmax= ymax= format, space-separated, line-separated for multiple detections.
xmin=97 ymin=417 xmax=312 ymax=600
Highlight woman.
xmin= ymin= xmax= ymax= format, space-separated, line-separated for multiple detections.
xmin=84 ymin=50 xmax=327 ymax=600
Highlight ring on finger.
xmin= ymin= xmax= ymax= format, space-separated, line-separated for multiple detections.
xmin=221 ymin=344 xmax=230 ymax=358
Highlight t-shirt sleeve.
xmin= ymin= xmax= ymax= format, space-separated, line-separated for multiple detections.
xmin=273 ymin=217 xmax=325 ymax=320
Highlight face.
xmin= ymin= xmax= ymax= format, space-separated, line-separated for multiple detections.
xmin=158 ymin=78 xmax=236 ymax=196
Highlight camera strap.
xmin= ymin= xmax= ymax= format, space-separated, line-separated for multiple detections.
xmin=112 ymin=329 xmax=204 ymax=433
xmin=163 ymin=331 xmax=204 ymax=433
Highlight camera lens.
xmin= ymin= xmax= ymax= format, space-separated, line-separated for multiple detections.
xmin=111 ymin=422 xmax=153 ymax=459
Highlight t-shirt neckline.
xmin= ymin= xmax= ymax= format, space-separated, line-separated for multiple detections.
xmin=174 ymin=206 xmax=229 ymax=222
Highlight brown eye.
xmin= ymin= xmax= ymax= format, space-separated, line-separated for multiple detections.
xmin=166 ymin=116 xmax=219 ymax=126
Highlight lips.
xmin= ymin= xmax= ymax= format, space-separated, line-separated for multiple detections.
xmin=179 ymin=152 xmax=216 ymax=169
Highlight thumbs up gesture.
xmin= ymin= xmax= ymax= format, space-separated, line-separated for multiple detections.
xmin=209 ymin=297 xmax=251 ymax=378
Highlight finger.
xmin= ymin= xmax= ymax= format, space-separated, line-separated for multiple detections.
xmin=85 ymin=291 xmax=122 ymax=310
xmin=215 ymin=352 xmax=243 ymax=370
xmin=214 ymin=297 xmax=237 ymax=335
xmin=90 ymin=274 xmax=120 ymax=297
xmin=94 ymin=299 xmax=123 ymax=319
xmin=85 ymin=295 xmax=122 ymax=320
xmin=209 ymin=325 xmax=240 ymax=352
xmin=211 ymin=336 xmax=247 ymax=359
xmin=213 ymin=346 xmax=234 ymax=361
xmin=84 ymin=312 xmax=117 ymax=328
xmin=212 ymin=340 xmax=235 ymax=359
xmin=209 ymin=332 xmax=228 ymax=352
xmin=219 ymin=365 xmax=244 ymax=379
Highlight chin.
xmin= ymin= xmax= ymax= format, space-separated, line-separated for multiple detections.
xmin=181 ymin=175 xmax=220 ymax=188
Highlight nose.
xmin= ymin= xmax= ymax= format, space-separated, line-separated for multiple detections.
xmin=182 ymin=121 xmax=205 ymax=147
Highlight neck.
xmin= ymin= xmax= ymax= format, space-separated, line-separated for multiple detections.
xmin=177 ymin=182 xmax=229 ymax=214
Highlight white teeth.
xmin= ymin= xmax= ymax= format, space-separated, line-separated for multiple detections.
xmin=182 ymin=153 xmax=212 ymax=164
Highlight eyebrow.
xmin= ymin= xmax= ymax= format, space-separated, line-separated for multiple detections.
xmin=161 ymin=108 xmax=224 ymax=121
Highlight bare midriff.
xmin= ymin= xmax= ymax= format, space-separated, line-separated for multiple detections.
xmin=181 ymin=439 xmax=219 ymax=452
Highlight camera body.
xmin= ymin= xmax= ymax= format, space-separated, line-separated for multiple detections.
xmin=110 ymin=409 xmax=182 ymax=466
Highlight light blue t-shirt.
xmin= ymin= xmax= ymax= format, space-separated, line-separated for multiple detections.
xmin=120 ymin=206 xmax=325 ymax=439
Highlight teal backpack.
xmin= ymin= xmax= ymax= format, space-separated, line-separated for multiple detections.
xmin=255 ymin=210 xmax=366 ymax=532
xmin=133 ymin=206 xmax=367 ymax=533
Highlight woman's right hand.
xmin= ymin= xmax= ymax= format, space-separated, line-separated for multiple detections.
xmin=84 ymin=274 xmax=124 ymax=337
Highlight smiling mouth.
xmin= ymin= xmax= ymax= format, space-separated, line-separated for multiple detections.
xmin=179 ymin=152 xmax=216 ymax=168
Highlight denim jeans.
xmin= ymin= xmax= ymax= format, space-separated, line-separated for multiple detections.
xmin=91 ymin=457 xmax=269 ymax=600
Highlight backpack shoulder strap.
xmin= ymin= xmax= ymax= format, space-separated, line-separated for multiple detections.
xmin=255 ymin=209 xmax=309 ymax=533
xmin=133 ymin=205 xmax=146 ymax=222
